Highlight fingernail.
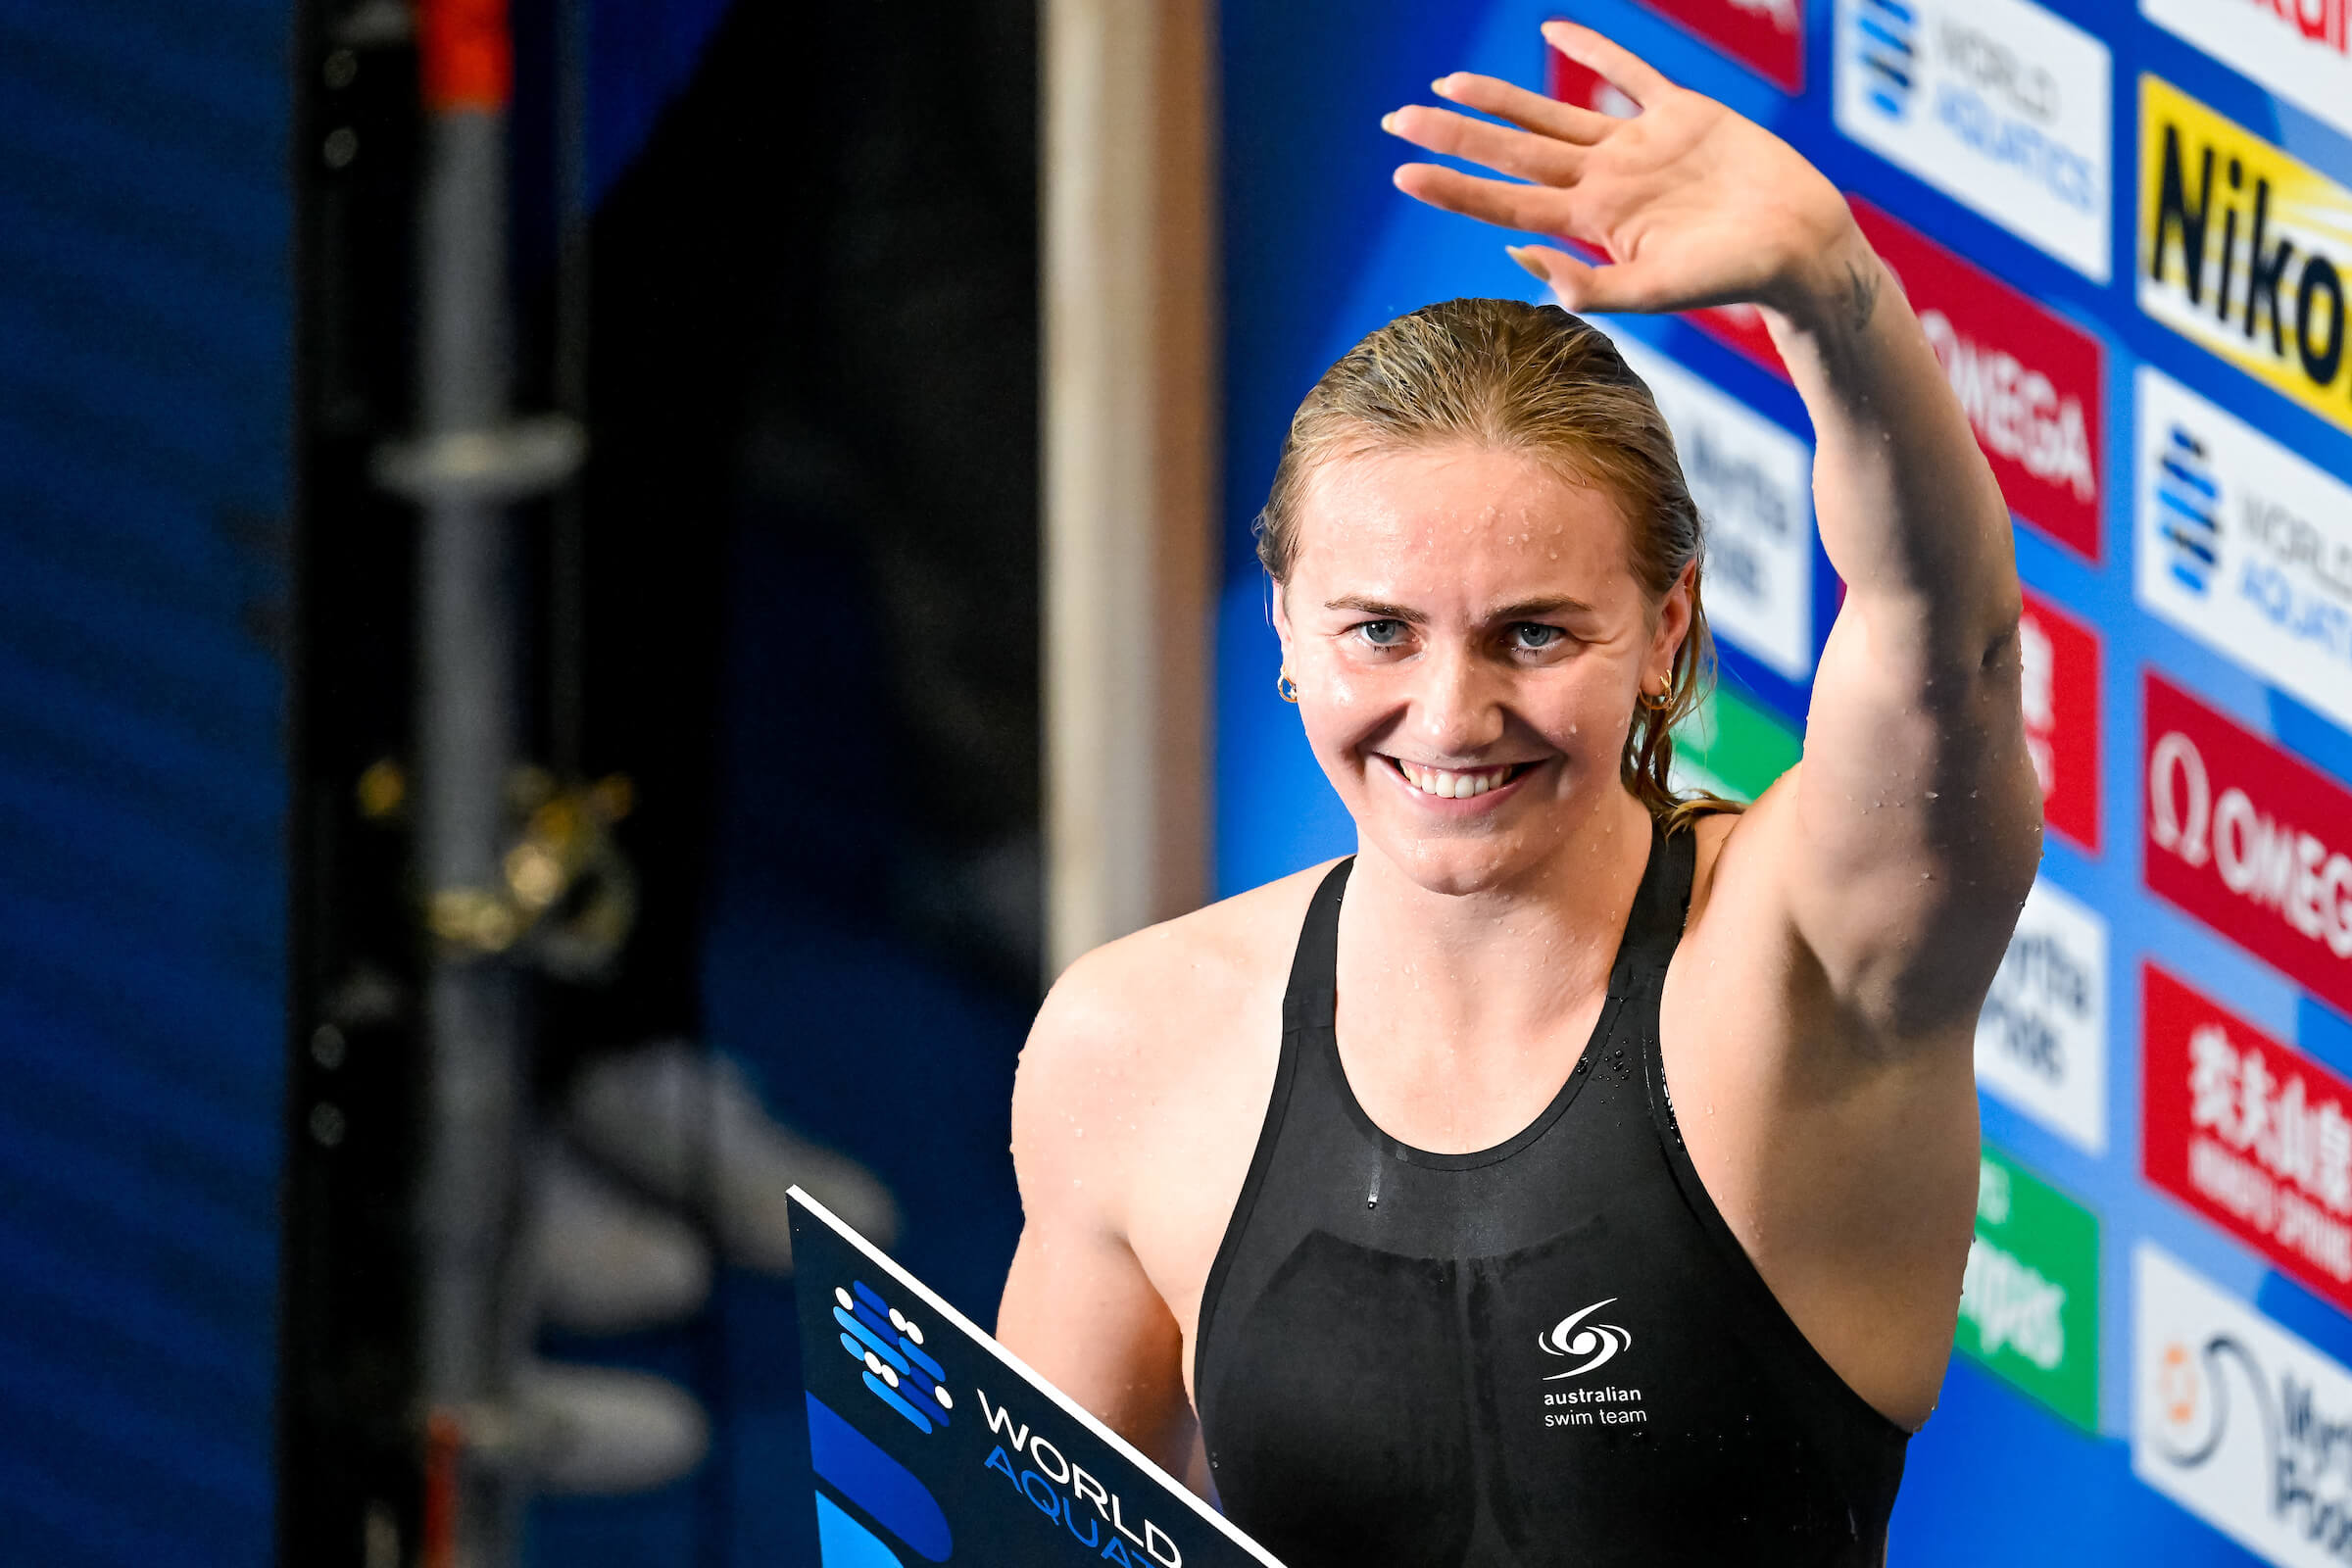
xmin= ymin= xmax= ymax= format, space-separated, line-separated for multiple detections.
xmin=1507 ymin=246 xmax=1546 ymax=280
xmin=1432 ymin=75 xmax=1454 ymax=96
xmin=1380 ymin=111 xmax=1396 ymax=132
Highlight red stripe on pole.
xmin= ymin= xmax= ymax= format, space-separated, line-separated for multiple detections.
xmin=420 ymin=1409 xmax=463 ymax=1568
xmin=418 ymin=0 xmax=512 ymax=112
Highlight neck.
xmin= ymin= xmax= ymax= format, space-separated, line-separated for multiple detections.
xmin=1337 ymin=788 xmax=1656 ymax=1049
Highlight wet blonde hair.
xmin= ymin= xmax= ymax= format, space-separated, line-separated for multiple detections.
xmin=1256 ymin=298 xmax=1739 ymax=831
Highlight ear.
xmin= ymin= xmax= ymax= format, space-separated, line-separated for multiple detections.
xmin=1648 ymin=563 xmax=1695 ymax=690
xmin=1270 ymin=576 xmax=1296 ymax=663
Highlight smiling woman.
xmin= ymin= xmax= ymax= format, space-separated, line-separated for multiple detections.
xmin=998 ymin=19 xmax=2041 ymax=1568
xmin=1260 ymin=298 xmax=1733 ymax=857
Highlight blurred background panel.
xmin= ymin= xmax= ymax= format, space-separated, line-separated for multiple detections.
xmin=0 ymin=2 xmax=293 ymax=1565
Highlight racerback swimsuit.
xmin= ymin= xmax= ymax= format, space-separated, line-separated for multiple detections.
xmin=1193 ymin=822 xmax=1910 ymax=1567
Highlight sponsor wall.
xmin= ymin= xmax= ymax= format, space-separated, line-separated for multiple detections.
xmin=1220 ymin=0 xmax=2352 ymax=1561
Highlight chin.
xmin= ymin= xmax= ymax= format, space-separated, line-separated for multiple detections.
xmin=1368 ymin=824 xmax=1549 ymax=898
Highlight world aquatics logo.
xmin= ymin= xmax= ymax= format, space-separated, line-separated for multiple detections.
xmin=1855 ymin=0 xmax=1918 ymax=119
xmin=2155 ymin=422 xmax=2220 ymax=596
xmin=1539 ymin=1298 xmax=1634 ymax=1380
xmin=834 ymin=1278 xmax=956 ymax=1433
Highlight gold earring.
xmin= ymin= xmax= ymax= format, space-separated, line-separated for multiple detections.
xmin=1277 ymin=666 xmax=1301 ymax=704
xmin=1640 ymin=686 xmax=1673 ymax=712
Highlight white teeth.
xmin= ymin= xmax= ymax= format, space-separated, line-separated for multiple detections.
xmin=1397 ymin=760 xmax=1509 ymax=799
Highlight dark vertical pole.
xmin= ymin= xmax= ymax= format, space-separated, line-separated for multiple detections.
xmin=411 ymin=4 xmax=528 ymax=1564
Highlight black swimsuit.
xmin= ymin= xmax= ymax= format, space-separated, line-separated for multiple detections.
xmin=1193 ymin=823 xmax=1909 ymax=1567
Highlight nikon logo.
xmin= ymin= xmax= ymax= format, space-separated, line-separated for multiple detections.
xmin=2139 ymin=74 xmax=2352 ymax=435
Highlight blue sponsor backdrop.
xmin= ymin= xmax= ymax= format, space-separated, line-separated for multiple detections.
xmin=1217 ymin=1 xmax=2352 ymax=1562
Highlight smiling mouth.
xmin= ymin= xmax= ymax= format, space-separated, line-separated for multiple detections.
xmin=1385 ymin=757 xmax=1541 ymax=801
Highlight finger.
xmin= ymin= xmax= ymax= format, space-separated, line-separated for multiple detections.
xmin=1539 ymin=20 xmax=1675 ymax=109
xmin=1432 ymin=71 xmax=1616 ymax=144
xmin=1383 ymin=103 xmax=1587 ymax=186
xmin=1506 ymin=244 xmax=1663 ymax=315
xmin=1393 ymin=163 xmax=1572 ymax=234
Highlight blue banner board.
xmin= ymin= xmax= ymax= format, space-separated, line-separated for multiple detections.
xmin=789 ymin=1192 xmax=1282 ymax=1568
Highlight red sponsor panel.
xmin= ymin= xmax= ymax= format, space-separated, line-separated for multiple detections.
xmin=1852 ymin=201 xmax=2104 ymax=562
xmin=1544 ymin=51 xmax=1639 ymax=119
xmin=2144 ymin=963 xmax=2352 ymax=1309
xmin=1626 ymin=0 xmax=1802 ymax=92
xmin=2143 ymin=672 xmax=2352 ymax=1018
xmin=2019 ymin=588 xmax=2100 ymax=855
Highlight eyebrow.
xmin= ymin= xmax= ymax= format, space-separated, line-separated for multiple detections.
xmin=1324 ymin=595 xmax=1426 ymax=623
xmin=1322 ymin=594 xmax=1597 ymax=622
xmin=1487 ymin=595 xmax=1596 ymax=620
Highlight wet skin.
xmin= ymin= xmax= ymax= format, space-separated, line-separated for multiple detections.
xmin=996 ymin=20 xmax=2042 ymax=1500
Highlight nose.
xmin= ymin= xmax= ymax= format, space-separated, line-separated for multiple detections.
xmin=1410 ymin=641 xmax=1507 ymax=760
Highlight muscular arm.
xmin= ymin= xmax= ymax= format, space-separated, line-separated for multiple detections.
xmin=997 ymin=960 xmax=1206 ymax=1489
xmin=1384 ymin=22 xmax=2040 ymax=1044
xmin=1762 ymin=231 xmax=2041 ymax=1041
xmin=1378 ymin=23 xmax=2039 ymax=1423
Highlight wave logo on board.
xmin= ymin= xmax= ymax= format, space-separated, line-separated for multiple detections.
xmin=1855 ymin=0 xmax=1920 ymax=119
xmin=834 ymin=1279 xmax=956 ymax=1434
xmin=2155 ymin=422 xmax=2221 ymax=596
xmin=1539 ymin=1298 xmax=1635 ymax=1379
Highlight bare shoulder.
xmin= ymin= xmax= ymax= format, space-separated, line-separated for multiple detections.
xmin=1011 ymin=862 xmax=1343 ymax=1223
xmin=1024 ymin=861 xmax=1338 ymax=1091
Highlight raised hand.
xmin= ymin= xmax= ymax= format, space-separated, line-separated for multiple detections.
xmin=1386 ymin=21 xmax=1868 ymax=327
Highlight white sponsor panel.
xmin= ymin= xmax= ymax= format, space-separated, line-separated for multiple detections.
xmin=1610 ymin=334 xmax=1816 ymax=680
xmin=1835 ymin=0 xmax=2113 ymax=279
xmin=2135 ymin=1242 xmax=2352 ymax=1566
xmin=1975 ymin=877 xmax=2109 ymax=1154
xmin=2141 ymin=0 xmax=2352 ymax=142
xmin=2136 ymin=365 xmax=2352 ymax=735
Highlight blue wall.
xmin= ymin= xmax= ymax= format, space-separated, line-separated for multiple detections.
xmin=0 ymin=2 xmax=294 ymax=1562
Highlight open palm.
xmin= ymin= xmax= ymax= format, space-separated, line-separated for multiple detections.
xmin=1388 ymin=22 xmax=1858 ymax=319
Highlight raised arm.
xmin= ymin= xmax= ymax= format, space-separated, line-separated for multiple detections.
xmin=1384 ymin=22 xmax=2040 ymax=1041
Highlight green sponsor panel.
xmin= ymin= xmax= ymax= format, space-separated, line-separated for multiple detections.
xmin=1957 ymin=1145 xmax=2099 ymax=1431
xmin=1670 ymin=687 xmax=1802 ymax=804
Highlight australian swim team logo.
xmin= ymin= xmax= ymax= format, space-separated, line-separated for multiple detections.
xmin=1539 ymin=1298 xmax=1646 ymax=1429
xmin=1539 ymin=1298 xmax=1634 ymax=1379
xmin=832 ymin=1278 xmax=956 ymax=1434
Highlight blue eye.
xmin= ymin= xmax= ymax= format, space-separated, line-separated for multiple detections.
xmin=1358 ymin=619 xmax=1408 ymax=647
xmin=1510 ymin=623 xmax=1565 ymax=651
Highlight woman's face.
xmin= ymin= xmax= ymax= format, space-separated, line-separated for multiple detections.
xmin=1273 ymin=442 xmax=1690 ymax=896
